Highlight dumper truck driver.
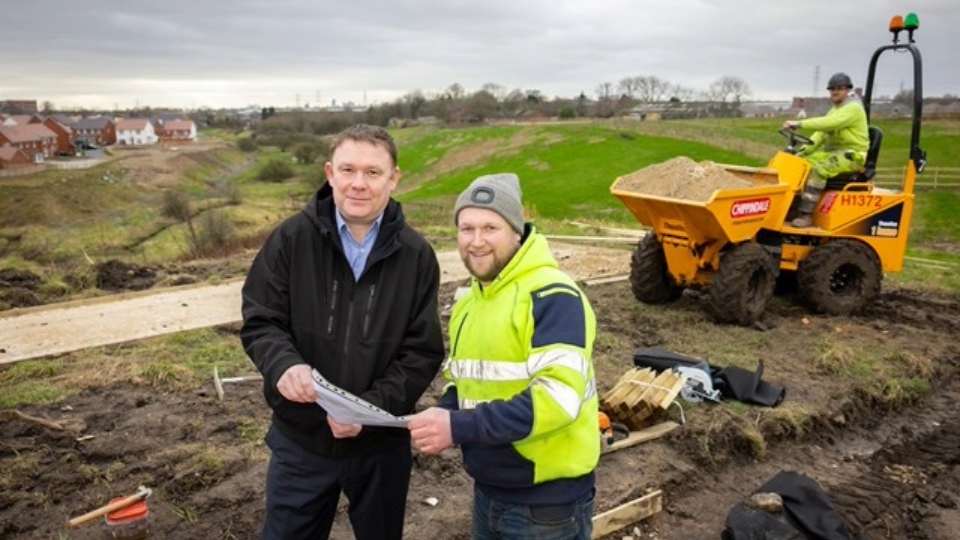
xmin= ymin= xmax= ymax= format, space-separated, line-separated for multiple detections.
xmin=782 ymin=72 xmax=869 ymax=228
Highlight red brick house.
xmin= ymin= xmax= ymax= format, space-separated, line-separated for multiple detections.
xmin=0 ymin=124 xmax=58 ymax=163
xmin=74 ymin=116 xmax=116 ymax=146
xmin=159 ymin=119 xmax=197 ymax=142
xmin=30 ymin=116 xmax=76 ymax=155
xmin=0 ymin=146 xmax=33 ymax=169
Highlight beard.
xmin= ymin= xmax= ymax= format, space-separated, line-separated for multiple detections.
xmin=462 ymin=242 xmax=521 ymax=283
xmin=463 ymin=254 xmax=508 ymax=283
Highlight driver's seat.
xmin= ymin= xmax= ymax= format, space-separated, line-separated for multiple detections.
xmin=824 ymin=126 xmax=883 ymax=190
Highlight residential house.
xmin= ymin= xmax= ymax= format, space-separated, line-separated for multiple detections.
xmin=116 ymin=118 xmax=158 ymax=145
xmin=0 ymin=124 xmax=58 ymax=163
xmin=29 ymin=116 xmax=76 ymax=155
xmin=1 ymin=114 xmax=38 ymax=126
xmin=74 ymin=116 xmax=117 ymax=147
xmin=159 ymin=119 xmax=197 ymax=142
xmin=0 ymin=146 xmax=33 ymax=169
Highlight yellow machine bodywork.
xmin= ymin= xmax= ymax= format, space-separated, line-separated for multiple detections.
xmin=610 ymin=151 xmax=916 ymax=287
xmin=611 ymin=13 xmax=924 ymax=325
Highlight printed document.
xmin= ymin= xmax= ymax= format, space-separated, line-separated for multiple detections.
xmin=311 ymin=369 xmax=410 ymax=428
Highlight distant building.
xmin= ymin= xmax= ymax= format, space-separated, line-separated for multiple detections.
xmin=75 ymin=117 xmax=117 ymax=146
xmin=158 ymin=119 xmax=197 ymax=142
xmin=0 ymin=146 xmax=33 ymax=169
xmin=0 ymin=124 xmax=58 ymax=163
xmin=116 ymin=118 xmax=158 ymax=145
xmin=0 ymin=100 xmax=38 ymax=114
xmin=29 ymin=116 xmax=76 ymax=155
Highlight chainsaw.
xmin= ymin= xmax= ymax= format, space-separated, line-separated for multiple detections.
xmin=598 ymin=411 xmax=630 ymax=447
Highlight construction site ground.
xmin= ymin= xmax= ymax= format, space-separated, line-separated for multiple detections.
xmin=1 ymin=244 xmax=958 ymax=540
xmin=2 ymin=142 xmax=959 ymax=540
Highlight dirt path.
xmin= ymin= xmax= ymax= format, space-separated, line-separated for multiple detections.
xmin=0 ymin=244 xmax=629 ymax=364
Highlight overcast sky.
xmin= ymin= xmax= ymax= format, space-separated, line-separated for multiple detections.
xmin=3 ymin=1 xmax=956 ymax=111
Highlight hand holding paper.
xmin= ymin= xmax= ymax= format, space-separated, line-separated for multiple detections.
xmin=311 ymin=369 xmax=410 ymax=428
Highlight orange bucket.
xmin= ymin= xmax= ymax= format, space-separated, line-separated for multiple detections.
xmin=104 ymin=498 xmax=149 ymax=539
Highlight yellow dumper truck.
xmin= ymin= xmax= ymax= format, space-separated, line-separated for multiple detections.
xmin=612 ymin=13 xmax=926 ymax=325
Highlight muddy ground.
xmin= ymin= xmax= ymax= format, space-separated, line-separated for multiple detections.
xmin=1 ymin=261 xmax=959 ymax=539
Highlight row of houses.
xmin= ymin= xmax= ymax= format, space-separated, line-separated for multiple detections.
xmin=0 ymin=113 xmax=197 ymax=170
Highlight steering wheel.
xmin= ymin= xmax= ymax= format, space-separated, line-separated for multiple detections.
xmin=778 ymin=127 xmax=813 ymax=154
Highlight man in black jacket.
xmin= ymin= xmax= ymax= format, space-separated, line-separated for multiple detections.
xmin=241 ymin=124 xmax=445 ymax=540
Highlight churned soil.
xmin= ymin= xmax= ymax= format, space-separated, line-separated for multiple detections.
xmin=2 ymin=247 xmax=960 ymax=540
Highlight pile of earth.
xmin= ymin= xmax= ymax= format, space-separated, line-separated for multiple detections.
xmin=614 ymin=156 xmax=754 ymax=200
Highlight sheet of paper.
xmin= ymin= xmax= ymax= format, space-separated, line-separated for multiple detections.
xmin=311 ymin=370 xmax=410 ymax=428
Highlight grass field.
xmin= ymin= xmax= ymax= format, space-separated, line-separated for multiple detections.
xmin=1 ymin=118 xmax=958 ymax=293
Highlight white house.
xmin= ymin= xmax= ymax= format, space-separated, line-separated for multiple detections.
xmin=115 ymin=118 xmax=158 ymax=145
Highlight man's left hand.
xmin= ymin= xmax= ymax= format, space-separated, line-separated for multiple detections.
xmin=327 ymin=416 xmax=362 ymax=438
xmin=782 ymin=120 xmax=800 ymax=130
xmin=408 ymin=407 xmax=453 ymax=456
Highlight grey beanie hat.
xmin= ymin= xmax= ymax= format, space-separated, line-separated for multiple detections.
xmin=453 ymin=173 xmax=524 ymax=234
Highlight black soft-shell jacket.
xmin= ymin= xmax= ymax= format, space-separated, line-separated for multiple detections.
xmin=241 ymin=183 xmax=445 ymax=457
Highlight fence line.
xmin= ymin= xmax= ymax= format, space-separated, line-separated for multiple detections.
xmin=873 ymin=166 xmax=960 ymax=189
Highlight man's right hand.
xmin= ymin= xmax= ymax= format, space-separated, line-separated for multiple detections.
xmin=782 ymin=120 xmax=801 ymax=130
xmin=277 ymin=364 xmax=317 ymax=403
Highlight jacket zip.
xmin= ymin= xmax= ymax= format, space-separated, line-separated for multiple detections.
xmin=326 ymin=279 xmax=339 ymax=336
xmin=363 ymin=284 xmax=376 ymax=338
xmin=451 ymin=312 xmax=469 ymax=357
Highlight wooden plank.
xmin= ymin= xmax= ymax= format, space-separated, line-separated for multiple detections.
xmin=0 ymin=279 xmax=245 ymax=365
xmin=603 ymin=369 xmax=650 ymax=416
xmin=591 ymin=490 xmax=663 ymax=539
xmin=601 ymin=421 xmax=680 ymax=454
xmin=601 ymin=369 xmax=642 ymax=410
xmin=582 ymin=274 xmax=629 ymax=287
xmin=617 ymin=368 xmax=656 ymax=407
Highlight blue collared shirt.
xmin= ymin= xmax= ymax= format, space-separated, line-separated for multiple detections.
xmin=336 ymin=211 xmax=382 ymax=280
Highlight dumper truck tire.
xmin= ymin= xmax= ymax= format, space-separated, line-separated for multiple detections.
xmin=797 ymin=239 xmax=881 ymax=315
xmin=630 ymin=234 xmax=683 ymax=304
xmin=708 ymin=242 xmax=778 ymax=325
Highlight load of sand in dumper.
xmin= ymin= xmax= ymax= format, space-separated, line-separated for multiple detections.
xmin=615 ymin=156 xmax=754 ymax=201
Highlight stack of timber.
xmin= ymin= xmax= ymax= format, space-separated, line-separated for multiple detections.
xmin=600 ymin=367 xmax=685 ymax=430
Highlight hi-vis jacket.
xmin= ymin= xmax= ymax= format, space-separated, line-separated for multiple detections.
xmin=439 ymin=226 xmax=599 ymax=505
xmin=800 ymin=94 xmax=869 ymax=155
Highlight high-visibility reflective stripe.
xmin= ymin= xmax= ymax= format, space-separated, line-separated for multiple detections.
xmin=460 ymin=398 xmax=481 ymax=410
xmin=528 ymin=350 xmax=588 ymax=378
xmin=460 ymin=378 xmax=597 ymax=413
xmin=449 ymin=359 xmax=529 ymax=381
xmin=449 ymin=349 xmax=589 ymax=382
xmin=534 ymin=378 xmax=581 ymax=419
xmin=584 ymin=378 xmax=597 ymax=401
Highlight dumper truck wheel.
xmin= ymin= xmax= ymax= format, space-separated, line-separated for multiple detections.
xmin=798 ymin=239 xmax=881 ymax=315
xmin=708 ymin=242 xmax=778 ymax=325
xmin=630 ymin=234 xmax=683 ymax=304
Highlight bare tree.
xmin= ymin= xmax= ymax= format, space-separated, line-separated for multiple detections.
xmin=709 ymin=76 xmax=752 ymax=104
xmin=445 ymin=83 xmax=465 ymax=101
xmin=635 ymin=76 xmax=672 ymax=103
xmin=595 ymin=82 xmax=615 ymax=102
xmin=464 ymin=90 xmax=499 ymax=120
xmin=502 ymin=89 xmax=526 ymax=117
xmin=617 ymin=76 xmax=641 ymax=98
xmin=669 ymin=84 xmax=697 ymax=102
xmin=481 ymin=83 xmax=507 ymax=102
xmin=525 ymin=89 xmax=544 ymax=103
xmin=402 ymin=90 xmax=427 ymax=118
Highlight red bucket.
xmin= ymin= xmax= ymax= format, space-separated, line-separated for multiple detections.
xmin=104 ymin=498 xmax=149 ymax=539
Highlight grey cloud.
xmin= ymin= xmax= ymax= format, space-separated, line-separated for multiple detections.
xmin=2 ymin=0 xmax=955 ymax=109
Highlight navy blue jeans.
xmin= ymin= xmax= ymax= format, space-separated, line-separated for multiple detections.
xmin=472 ymin=485 xmax=595 ymax=540
xmin=261 ymin=426 xmax=412 ymax=540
